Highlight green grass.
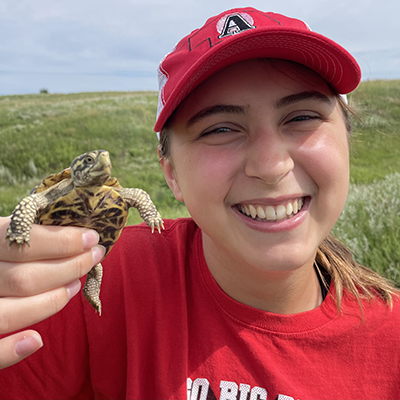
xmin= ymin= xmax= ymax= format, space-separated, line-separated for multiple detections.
xmin=1 ymin=84 xmax=400 ymax=282
xmin=0 ymin=91 xmax=189 ymax=223
xmin=333 ymin=173 xmax=400 ymax=283
xmin=348 ymin=80 xmax=400 ymax=183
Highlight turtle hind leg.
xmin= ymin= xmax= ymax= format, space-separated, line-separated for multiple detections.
xmin=83 ymin=263 xmax=103 ymax=316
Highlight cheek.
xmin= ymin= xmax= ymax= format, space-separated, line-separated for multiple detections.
xmin=174 ymin=147 xmax=239 ymax=200
xmin=299 ymin=124 xmax=349 ymax=177
xmin=300 ymin=130 xmax=350 ymax=214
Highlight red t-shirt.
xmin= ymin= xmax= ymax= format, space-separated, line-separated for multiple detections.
xmin=1 ymin=218 xmax=400 ymax=400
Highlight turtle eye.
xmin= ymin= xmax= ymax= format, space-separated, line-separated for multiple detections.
xmin=85 ymin=155 xmax=95 ymax=164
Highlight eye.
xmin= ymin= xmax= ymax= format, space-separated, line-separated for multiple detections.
xmin=292 ymin=115 xmax=312 ymax=122
xmin=196 ymin=124 xmax=246 ymax=147
xmin=281 ymin=110 xmax=326 ymax=135
xmin=289 ymin=114 xmax=319 ymax=123
xmin=85 ymin=156 xmax=95 ymax=163
xmin=201 ymin=126 xmax=232 ymax=137
xmin=282 ymin=109 xmax=325 ymax=128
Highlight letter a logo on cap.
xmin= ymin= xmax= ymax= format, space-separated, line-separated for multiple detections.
xmin=217 ymin=13 xmax=255 ymax=39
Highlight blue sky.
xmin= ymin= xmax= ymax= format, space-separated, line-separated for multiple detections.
xmin=1 ymin=0 xmax=399 ymax=95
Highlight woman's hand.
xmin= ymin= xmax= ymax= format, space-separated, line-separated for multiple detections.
xmin=0 ymin=216 xmax=105 ymax=369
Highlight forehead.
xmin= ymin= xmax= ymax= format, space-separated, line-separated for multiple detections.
xmin=172 ymin=59 xmax=334 ymax=121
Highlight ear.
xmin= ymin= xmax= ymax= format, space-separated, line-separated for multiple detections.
xmin=158 ymin=146 xmax=184 ymax=202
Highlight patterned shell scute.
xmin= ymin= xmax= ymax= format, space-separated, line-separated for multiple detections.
xmin=31 ymin=168 xmax=72 ymax=193
xmin=33 ymin=171 xmax=128 ymax=256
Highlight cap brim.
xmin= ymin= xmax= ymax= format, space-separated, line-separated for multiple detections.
xmin=155 ymin=27 xmax=360 ymax=133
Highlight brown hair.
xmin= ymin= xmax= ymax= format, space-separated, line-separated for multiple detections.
xmin=159 ymin=89 xmax=399 ymax=313
xmin=315 ymin=234 xmax=397 ymax=312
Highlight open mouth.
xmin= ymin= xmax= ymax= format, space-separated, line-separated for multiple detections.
xmin=237 ymin=197 xmax=308 ymax=222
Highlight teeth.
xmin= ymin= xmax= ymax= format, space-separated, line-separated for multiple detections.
xmin=276 ymin=205 xmax=286 ymax=220
xmin=265 ymin=206 xmax=276 ymax=220
xmin=249 ymin=205 xmax=257 ymax=219
xmin=239 ymin=198 xmax=305 ymax=221
xmin=256 ymin=206 xmax=266 ymax=219
xmin=293 ymin=199 xmax=298 ymax=214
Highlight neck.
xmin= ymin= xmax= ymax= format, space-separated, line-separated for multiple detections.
xmin=202 ymin=233 xmax=322 ymax=315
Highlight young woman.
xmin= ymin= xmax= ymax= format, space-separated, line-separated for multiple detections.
xmin=0 ymin=7 xmax=399 ymax=400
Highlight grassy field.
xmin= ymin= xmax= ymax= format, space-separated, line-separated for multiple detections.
xmin=1 ymin=82 xmax=400 ymax=283
xmin=0 ymin=91 xmax=189 ymax=223
xmin=348 ymin=80 xmax=400 ymax=183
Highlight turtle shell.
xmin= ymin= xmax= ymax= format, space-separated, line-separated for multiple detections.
xmin=32 ymin=169 xmax=129 ymax=256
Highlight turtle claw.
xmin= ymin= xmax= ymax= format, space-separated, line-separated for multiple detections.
xmin=149 ymin=216 xmax=164 ymax=234
xmin=17 ymin=241 xmax=30 ymax=251
xmin=6 ymin=230 xmax=31 ymax=250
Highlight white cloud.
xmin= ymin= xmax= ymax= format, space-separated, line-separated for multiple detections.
xmin=1 ymin=0 xmax=400 ymax=94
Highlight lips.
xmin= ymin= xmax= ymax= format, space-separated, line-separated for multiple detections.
xmin=238 ymin=197 xmax=306 ymax=221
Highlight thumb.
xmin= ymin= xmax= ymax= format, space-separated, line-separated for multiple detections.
xmin=0 ymin=330 xmax=43 ymax=370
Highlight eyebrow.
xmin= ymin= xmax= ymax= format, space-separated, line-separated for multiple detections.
xmin=276 ymin=91 xmax=333 ymax=109
xmin=185 ymin=91 xmax=332 ymax=127
xmin=186 ymin=104 xmax=246 ymax=127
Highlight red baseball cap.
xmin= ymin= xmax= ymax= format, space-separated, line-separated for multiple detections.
xmin=154 ymin=7 xmax=361 ymax=134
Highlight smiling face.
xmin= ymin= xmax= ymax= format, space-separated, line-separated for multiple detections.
xmin=161 ymin=59 xmax=349 ymax=279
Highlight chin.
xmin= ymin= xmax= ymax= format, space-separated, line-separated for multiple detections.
xmin=248 ymin=242 xmax=319 ymax=274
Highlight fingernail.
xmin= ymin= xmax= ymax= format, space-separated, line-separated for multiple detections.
xmin=66 ymin=279 xmax=81 ymax=300
xmin=92 ymin=245 xmax=106 ymax=265
xmin=15 ymin=333 xmax=43 ymax=357
xmin=82 ymin=230 xmax=99 ymax=249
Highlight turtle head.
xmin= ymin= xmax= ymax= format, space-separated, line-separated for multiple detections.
xmin=70 ymin=150 xmax=112 ymax=187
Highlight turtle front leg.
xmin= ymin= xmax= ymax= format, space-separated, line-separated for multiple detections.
xmin=83 ymin=263 xmax=103 ymax=315
xmin=119 ymin=188 xmax=164 ymax=233
xmin=6 ymin=195 xmax=42 ymax=249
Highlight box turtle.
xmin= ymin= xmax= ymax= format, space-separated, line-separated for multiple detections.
xmin=6 ymin=150 xmax=164 ymax=315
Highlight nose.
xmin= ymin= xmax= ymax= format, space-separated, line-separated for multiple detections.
xmin=244 ymin=130 xmax=294 ymax=185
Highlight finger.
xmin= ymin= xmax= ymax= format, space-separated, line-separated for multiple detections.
xmin=0 ymin=245 xmax=105 ymax=297
xmin=0 ymin=217 xmax=100 ymax=262
xmin=0 ymin=330 xmax=43 ymax=370
xmin=0 ymin=279 xmax=81 ymax=335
